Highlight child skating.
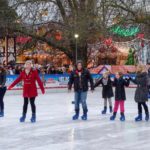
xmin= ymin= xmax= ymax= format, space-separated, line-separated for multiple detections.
xmin=94 ymin=71 xmax=114 ymax=114
xmin=110 ymin=72 xmax=130 ymax=121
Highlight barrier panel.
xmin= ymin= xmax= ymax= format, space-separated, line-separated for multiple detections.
xmin=6 ymin=74 xmax=137 ymax=90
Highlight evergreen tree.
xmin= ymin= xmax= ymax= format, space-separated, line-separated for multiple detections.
xmin=126 ymin=48 xmax=135 ymax=65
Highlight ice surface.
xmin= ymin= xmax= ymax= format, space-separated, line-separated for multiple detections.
xmin=1 ymin=88 xmax=150 ymax=150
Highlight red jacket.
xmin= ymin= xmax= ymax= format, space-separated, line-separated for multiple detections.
xmin=8 ymin=69 xmax=45 ymax=98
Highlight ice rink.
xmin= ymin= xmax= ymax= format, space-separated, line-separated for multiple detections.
xmin=1 ymin=88 xmax=150 ymax=150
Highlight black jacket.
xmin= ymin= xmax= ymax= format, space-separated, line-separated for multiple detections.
xmin=131 ymin=72 xmax=148 ymax=103
xmin=0 ymin=72 xmax=6 ymax=87
xmin=113 ymin=77 xmax=130 ymax=101
xmin=94 ymin=77 xmax=114 ymax=98
xmin=68 ymin=69 xmax=94 ymax=92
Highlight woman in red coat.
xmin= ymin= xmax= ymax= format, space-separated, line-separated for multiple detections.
xmin=8 ymin=60 xmax=45 ymax=123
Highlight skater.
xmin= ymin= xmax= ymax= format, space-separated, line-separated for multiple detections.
xmin=147 ymin=68 xmax=150 ymax=98
xmin=68 ymin=61 xmax=94 ymax=120
xmin=0 ymin=66 xmax=7 ymax=117
xmin=94 ymin=71 xmax=113 ymax=114
xmin=130 ymin=65 xmax=149 ymax=121
xmin=110 ymin=72 xmax=130 ymax=121
xmin=8 ymin=60 xmax=45 ymax=123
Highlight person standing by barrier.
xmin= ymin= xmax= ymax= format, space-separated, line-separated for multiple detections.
xmin=94 ymin=71 xmax=114 ymax=114
xmin=8 ymin=60 xmax=45 ymax=123
xmin=68 ymin=61 xmax=94 ymax=121
xmin=0 ymin=66 xmax=7 ymax=117
xmin=110 ymin=72 xmax=130 ymax=121
xmin=130 ymin=65 xmax=149 ymax=121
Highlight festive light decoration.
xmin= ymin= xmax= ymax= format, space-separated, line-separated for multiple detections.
xmin=104 ymin=38 xmax=112 ymax=46
xmin=16 ymin=36 xmax=32 ymax=44
xmin=110 ymin=26 xmax=140 ymax=37
xmin=55 ymin=32 xmax=62 ymax=41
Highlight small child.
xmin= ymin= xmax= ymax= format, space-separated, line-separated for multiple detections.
xmin=94 ymin=71 xmax=114 ymax=114
xmin=110 ymin=72 xmax=130 ymax=121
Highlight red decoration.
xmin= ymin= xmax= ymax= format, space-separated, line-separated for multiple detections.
xmin=55 ymin=32 xmax=62 ymax=41
xmin=137 ymin=33 xmax=144 ymax=39
xmin=141 ymin=40 xmax=144 ymax=47
xmin=16 ymin=36 xmax=32 ymax=44
xmin=111 ymin=46 xmax=117 ymax=53
xmin=104 ymin=38 xmax=112 ymax=46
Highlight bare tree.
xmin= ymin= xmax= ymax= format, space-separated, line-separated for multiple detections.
xmin=6 ymin=0 xmax=150 ymax=65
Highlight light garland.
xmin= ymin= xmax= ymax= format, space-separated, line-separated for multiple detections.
xmin=110 ymin=26 xmax=140 ymax=37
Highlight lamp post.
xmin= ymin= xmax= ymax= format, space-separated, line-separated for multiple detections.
xmin=74 ymin=34 xmax=79 ymax=63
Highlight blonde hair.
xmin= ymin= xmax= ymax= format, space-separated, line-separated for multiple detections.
xmin=24 ymin=60 xmax=33 ymax=68
xmin=116 ymin=72 xmax=123 ymax=77
xmin=136 ymin=64 xmax=145 ymax=73
xmin=103 ymin=71 xmax=110 ymax=77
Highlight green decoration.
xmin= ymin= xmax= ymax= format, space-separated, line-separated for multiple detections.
xmin=125 ymin=48 xmax=135 ymax=65
xmin=110 ymin=26 xmax=140 ymax=37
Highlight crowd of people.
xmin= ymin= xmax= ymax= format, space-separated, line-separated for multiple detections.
xmin=1 ymin=64 xmax=72 ymax=75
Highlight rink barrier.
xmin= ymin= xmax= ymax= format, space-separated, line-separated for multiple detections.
xmin=6 ymin=74 xmax=137 ymax=90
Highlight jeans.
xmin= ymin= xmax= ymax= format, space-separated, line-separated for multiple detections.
xmin=23 ymin=97 xmax=36 ymax=115
xmin=0 ymin=87 xmax=7 ymax=112
xmin=114 ymin=100 xmax=125 ymax=113
xmin=74 ymin=91 xmax=88 ymax=113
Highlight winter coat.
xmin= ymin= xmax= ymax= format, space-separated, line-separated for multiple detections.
xmin=68 ymin=69 xmax=94 ymax=92
xmin=131 ymin=72 xmax=148 ymax=103
xmin=94 ymin=77 xmax=114 ymax=98
xmin=8 ymin=69 xmax=45 ymax=98
xmin=0 ymin=72 xmax=6 ymax=87
xmin=113 ymin=77 xmax=130 ymax=101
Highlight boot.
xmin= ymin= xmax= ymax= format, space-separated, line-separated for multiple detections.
xmin=109 ymin=106 xmax=113 ymax=113
xmin=120 ymin=112 xmax=125 ymax=122
xmin=20 ymin=114 xmax=26 ymax=122
xmin=81 ymin=110 xmax=88 ymax=121
xmin=135 ymin=114 xmax=142 ymax=122
xmin=110 ymin=112 xmax=116 ymax=121
xmin=0 ymin=111 xmax=4 ymax=117
xmin=31 ymin=114 xmax=36 ymax=123
xmin=72 ymin=109 xmax=79 ymax=120
xmin=72 ymin=101 xmax=75 ymax=104
xmin=145 ymin=113 xmax=149 ymax=121
xmin=101 ymin=106 xmax=107 ymax=114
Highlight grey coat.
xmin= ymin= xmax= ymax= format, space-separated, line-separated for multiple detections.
xmin=132 ymin=72 xmax=148 ymax=103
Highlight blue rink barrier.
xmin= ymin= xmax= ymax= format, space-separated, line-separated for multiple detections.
xmin=6 ymin=74 xmax=137 ymax=90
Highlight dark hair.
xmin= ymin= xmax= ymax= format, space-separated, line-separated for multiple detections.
xmin=118 ymin=72 xmax=123 ymax=77
xmin=0 ymin=66 xmax=6 ymax=73
xmin=76 ymin=60 xmax=84 ymax=68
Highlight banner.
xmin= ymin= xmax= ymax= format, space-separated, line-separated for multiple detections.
xmin=6 ymin=74 xmax=136 ymax=90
